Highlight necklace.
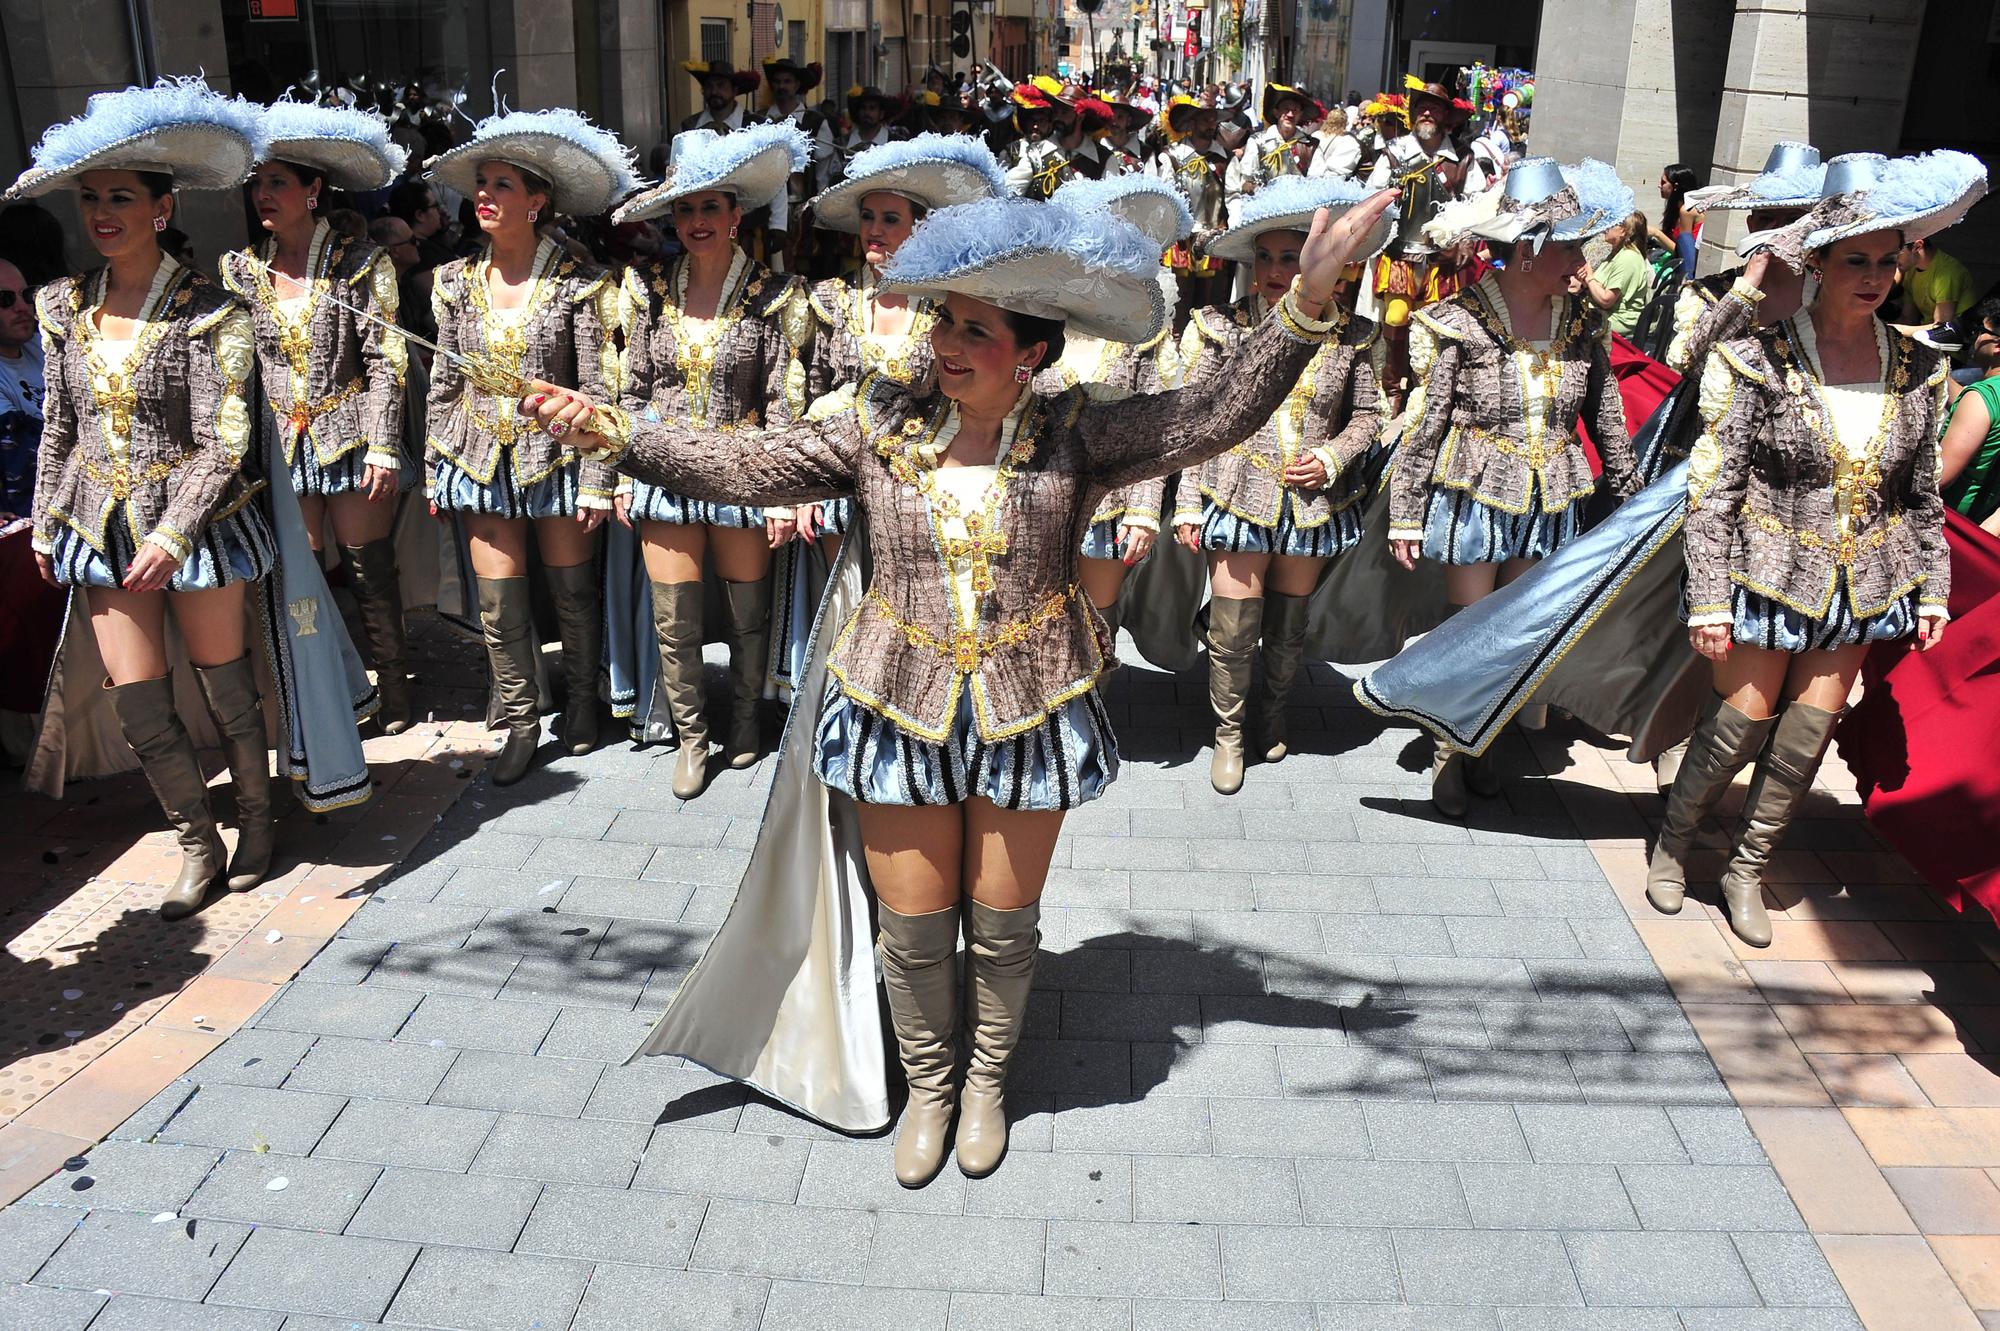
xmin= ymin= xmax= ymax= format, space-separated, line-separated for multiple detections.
xmin=465 ymin=239 xmax=560 ymax=449
xmin=884 ymin=393 xmax=1039 ymax=600
xmin=77 ymin=258 xmax=187 ymax=442
xmin=252 ymin=223 xmax=334 ymax=382
xmin=664 ymin=248 xmax=749 ymax=423
xmin=1779 ymin=315 xmax=1897 ymax=541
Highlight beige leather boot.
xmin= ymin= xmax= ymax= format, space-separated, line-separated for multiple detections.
xmin=343 ymin=538 xmax=412 ymax=734
xmin=721 ymin=578 xmax=771 ymax=769
xmin=545 ymin=561 xmax=603 ymax=757
xmin=478 ymin=576 xmax=541 ymax=786
xmin=1718 ymin=701 xmax=1840 ymax=948
xmin=1645 ymin=695 xmax=1777 ymax=915
xmin=878 ymin=904 xmax=961 ymax=1188
xmin=1206 ymin=597 xmax=1260 ymax=795
xmin=955 ymin=900 xmax=1040 ymax=1178
xmin=651 ymin=580 xmax=710 ymax=799
xmin=1255 ymin=591 xmax=1309 ymax=763
xmin=1653 ymin=737 xmax=1689 ymax=795
xmin=109 ymin=676 xmax=225 ymax=919
xmin=194 ymin=657 xmax=274 ymax=892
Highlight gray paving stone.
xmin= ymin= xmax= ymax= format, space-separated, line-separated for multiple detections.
xmin=1674 ymin=1312 xmax=1864 ymax=1331
xmin=107 ymin=1084 xmax=197 ymax=1142
xmin=689 ymin=1198 xmax=875 ymax=1283
xmin=1316 ymin=1307 xmax=1500 ymax=1331
xmin=1349 ymin=1001 xmax=1491 ymax=1049
xmin=432 ymin=865 xmax=581 ymax=907
xmin=497 ymin=954 xmax=652 ymax=1009
xmin=1445 ymin=918 xmax=1585 ymax=958
xmin=757 ymin=1282 xmax=949 ymax=1331
xmin=1423 ymin=1048 xmax=1585 ymax=1103
xmin=384 ymin=1247 xmax=589 ymax=1331
xmin=586 ymin=1063 xmax=747 ymax=1128
xmin=1395 ymin=955 xmax=1537 ymax=1001
xmin=1493 ymin=1314 xmax=1678 ymax=1331
xmin=1565 ymin=1232 xmax=1760 ymax=1307
xmin=1276 ymin=1046 xmax=1432 ymax=1100
xmin=429 ymin=1048 xmax=600 ymax=1116
xmin=796 ymin=1139 xmax=966 ymax=1214
xmin=1061 ymin=992 xmax=1202 ymax=1044
xmin=1618 ymin=1165 xmax=1805 ymax=1231
xmin=1128 ymin=949 xmax=1264 ymax=997
xmin=1569 ymin=919 xmax=1654 ymax=961
xmin=469 ymin=907 xmax=614 ymax=957
xmin=960 ymin=1151 xmax=1131 ymax=1221
xmin=1256 ymin=875 xmax=1379 ymax=913
xmin=294 ymin=938 xmax=390 ymax=985
xmin=559 ymin=876 xmax=698 ymax=922
xmin=1457 ymin=1163 xmax=1642 ymax=1230
xmin=470 ymin=1112 xmax=650 ymax=1186
xmin=1051 ymin=1097 xmax=1210 ymax=1154
xmin=35 ymin=1210 xmax=249 ymax=1301
xmin=535 ymin=1005 xmax=655 ymax=1061
xmin=1492 ymin=880 xmax=1632 ymax=919
xmin=863 ymin=1214 xmax=1045 ymax=1294
xmin=0 ymin=1282 xmax=102 ymax=1330
xmin=1668 ymin=1108 xmax=1772 ymax=1165
xmin=343 ymin=1165 xmax=539 ymax=1248
xmin=88 ymin=1295 xmax=282 ymax=1330
xmin=1217 ymin=1225 xmax=1400 ymax=1301
xmin=1515 ymin=1105 xmax=1691 ymax=1165
xmin=570 ymin=1265 xmax=767 ymax=1331
xmin=514 ymin=1182 xmax=704 ymax=1266
xmin=1136 ymin=1300 xmax=1318 ymax=1330
xmin=1370 ymin=877 xmax=1503 ymax=916
xmin=1132 ymin=1042 xmax=1281 ymax=1097
xmin=1133 ymin=1154 xmax=1302 ymax=1224
xmin=399 ymin=992 xmax=559 ymax=1054
xmin=253 ymin=983 xmax=420 ymax=1040
xmin=1394 ymin=1229 xmax=1583 ymax=1306
xmin=1479 ymin=1003 xmax=1635 ymax=1052
xmin=1013 ymin=1039 xmax=1134 ymax=1098
xmin=337 ymin=899 xmax=486 ymax=945
xmin=183 ymin=1151 xmax=379 ymax=1230
xmin=1731 ymin=1232 xmax=1850 ymax=1307
xmin=520 ymin=835 xmax=654 ymax=881
xmin=420 ymin=829 xmax=540 ymax=869
xmin=1205 ymin=1098 xmax=1368 ymax=1158
xmin=634 ymin=1123 xmax=809 ymax=1201
xmin=359 ymin=943 xmax=521 ymax=998
xmin=26 ymin=1141 xmax=220 ymax=1213
xmin=204 ymin=1228 xmax=413 ymax=1321
xmin=1045 ymin=1219 xmax=1220 ymax=1299
xmin=312 ymin=1098 xmax=496 ymax=1171
xmin=282 ymin=1033 xmax=457 ymax=1101
xmin=1318 ymin=913 xmax=1455 ymax=956
xmin=0 ymin=1205 xmax=80 ymax=1283
xmin=154 ymin=1083 xmax=347 ymax=1156
xmin=188 ymin=1030 xmax=317 ymax=1088
xmin=1362 ymin=1101 xmax=1533 ymax=1162
xmin=948 ymin=1292 xmax=1129 ymax=1330
xmin=1570 ymin=1052 xmax=1733 ymax=1105
xmin=1296 ymin=1158 xmax=1471 ymax=1227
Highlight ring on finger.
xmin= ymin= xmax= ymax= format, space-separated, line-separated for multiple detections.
xmin=547 ymin=418 xmax=570 ymax=438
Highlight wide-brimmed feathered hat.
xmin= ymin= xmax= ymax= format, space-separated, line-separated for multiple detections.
xmin=1684 ymin=142 xmax=1823 ymax=214
xmin=684 ymin=61 xmax=761 ymax=96
xmin=259 ymin=100 xmax=407 ymax=192
xmin=1452 ymin=157 xmax=1632 ymax=251
xmin=6 ymin=77 xmax=263 ymax=201
xmin=1161 ymin=94 xmax=1215 ymax=140
xmin=761 ymin=56 xmax=822 ymax=93
xmin=809 ymin=132 xmax=1005 ymax=232
xmin=613 ymin=121 xmax=808 ymax=224
xmin=1206 ymin=174 xmax=1397 ymax=263
xmin=1052 ymin=174 xmax=1195 ymax=247
xmin=848 ymin=85 xmax=900 ymax=115
xmin=1404 ymin=76 xmax=1473 ymax=128
xmin=427 ymin=107 xmax=640 ymax=217
xmin=1262 ymin=82 xmax=1314 ymax=125
xmin=880 ymin=196 xmax=1168 ymax=343
xmin=1757 ymin=149 xmax=1991 ymax=265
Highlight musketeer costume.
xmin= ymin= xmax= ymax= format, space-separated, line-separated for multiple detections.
xmin=13 ymin=80 xmax=373 ymax=920
xmin=604 ymin=123 xmax=813 ymax=792
xmin=223 ymin=101 xmax=417 ymax=732
xmin=424 ymin=106 xmax=636 ymax=782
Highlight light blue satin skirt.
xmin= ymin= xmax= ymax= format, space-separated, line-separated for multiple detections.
xmin=1200 ymin=498 xmax=1362 ymax=560
xmin=628 ymin=476 xmax=764 ymax=528
xmin=431 ymin=458 xmax=578 ymax=519
xmin=1080 ymin=518 xmax=1125 ymax=560
xmin=1420 ymin=485 xmax=1586 ymax=566
xmin=812 ymin=681 xmax=1118 ymax=811
xmin=1698 ymin=585 xmax=1919 ymax=653
xmin=49 ymin=505 xmax=276 ymax=592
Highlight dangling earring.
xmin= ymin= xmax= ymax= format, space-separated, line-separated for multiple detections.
xmin=153 ymin=217 xmax=167 ymax=233
xmin=306 ymin=196 xmax=317 ymax=211
xmin=1013 ymin=364 xmax=1032 ymax=383
xmin=729 ymin=224 xmax=739 ymax=238
xmin=527 ymin=208 xmax=538 ymax=223
xmin=1520 ymin=258 xmax=1533 ymax=273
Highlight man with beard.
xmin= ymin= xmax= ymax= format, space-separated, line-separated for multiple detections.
xmin=1228 ymin=82 xmax=1314 ymax=205
xmin=1151 ymin=95 xmax=1232 ymax=316
xmin=760 ymin=55 xmax=834 ymax=275
xmin=1000 ymin=81 xmax=1073 ymax=200
xmin=1099 ymin=95 xmax=1153 ymax=176
xmin=681 ymin=60 xmax=759 ymax=132
xmin=1365 ymin=78 xmax=1485 ymax=406
xmin=832 ymin=86 xmax=902 ymax=183
xmin=0 ymin=256 xmax=42 ymax=523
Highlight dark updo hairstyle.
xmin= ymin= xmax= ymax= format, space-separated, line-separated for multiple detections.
xmin=135 ymin=171 xmax=175 ymax=198
xmin=271 ymin=159 xmax=329 ymax=198
xmin=1000 ymin=308 xmax=1066 ymax=369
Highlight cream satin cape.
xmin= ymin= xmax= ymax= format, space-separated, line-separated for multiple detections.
xmin=628 ymin=538 xmax=890 ymax=1133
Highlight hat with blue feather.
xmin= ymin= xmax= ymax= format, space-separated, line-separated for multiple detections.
xmin=1737 ymin=151 xmax=1987 ymax=271
xmin=808 ymin=132 xmax=1005 ymax=233
xmin=259 ymin=99 xmax=408 ymax=192
xmin=1683 ymin=142 xmax=1823 ymax=214
xmin=879 ymin=196 xmax=1168 ymax=343
xmin=6 ymin=76 xmax=263 ymax=202
xmin=614 ymin=121 xmax=808 ymax=224
xmin=1206 ymin=175 xmax=1397 ymax=263
xmin=1458 ymin=157 xmax=1631 ymax=251
xmin=1051 ymin=174 xmax=1195 ymax=247
xmin=426 ymin=107 xmax=640 ymax=218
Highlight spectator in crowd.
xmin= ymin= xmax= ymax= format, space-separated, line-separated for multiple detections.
xmin=367 ymin=215 xmax=436 ymax=344
xmin=1901 ymin=235 xmax=1977 ymax=325
xmin=0 ymin=256 xmax=41 ymax=522
xmin=324 ymin=207 xmax=369 ymax=243
xmin=1592 ymin=210 xmax=1656 ymax=335
xmin=0 ymin=203 xmax=68 ymax=289
xmin=1649 ymin=162 xmax=1700 ymax=279
xmin=388 ymin=178 xmax=458 ymax=267
xmin=1941 ymin=295 xmax=2000 ymax=531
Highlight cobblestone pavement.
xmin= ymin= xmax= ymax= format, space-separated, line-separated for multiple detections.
xmin=0 ymin=652 xmax=1914 ymax=1329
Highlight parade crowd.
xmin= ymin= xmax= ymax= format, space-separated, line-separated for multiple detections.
xmin=2 ymin=56 xmax=1997 ymax=1186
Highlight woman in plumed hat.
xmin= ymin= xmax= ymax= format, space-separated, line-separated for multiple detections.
xmin=222 ymin=101 xmax=415 ymax=732
xmin=1040 ymin=174 xmax=1195 ymax=645
xmin=1387 ymin=158 xmax=1642 ymax=816
xmin=12 ymin=80 xmax=372 ymax=919
xmin=523 ymin=185 xmax=1398 ymax=1186
xmin=423 ymin=107 xmax=636 ymax=786
xmin=605 ymin=123 xmax=816 ymax=798
xmin=1171 ymin=176 xmax=1397 ymax=794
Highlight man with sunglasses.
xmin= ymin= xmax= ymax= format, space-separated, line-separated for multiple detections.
xmin=0 ymin=257 xmax=41 ymax=522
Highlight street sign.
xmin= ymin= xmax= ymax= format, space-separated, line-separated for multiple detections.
xmin=248 ymin=0 xmax=298 ymax=15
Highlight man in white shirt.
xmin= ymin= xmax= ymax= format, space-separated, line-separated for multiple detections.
xmin=681 ymin=61 xmax=754 ymax=134
xmin=1227 ymin=82 xmax=1313 ymax=206
xmin=759 ymin=56 xmax=836 ymax=275
xmin=0 ymin=257 xmax=44 ymax=522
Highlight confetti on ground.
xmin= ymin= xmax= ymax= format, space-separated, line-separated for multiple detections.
xmin=265 ymin=931 xmax=283 ymax=944
xmin=62 ymin=989 xmax=82 ymax=1001
xmin=265 ymin=1177 xmax=289 ymax=1191
xmin=150 ymin=1213 xmax=176 ymax=1224
xmin=538 ymin=881 xmax=562 ymax=895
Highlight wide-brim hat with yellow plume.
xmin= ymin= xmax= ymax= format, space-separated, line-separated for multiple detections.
xmin=1161 ymin=94 xmax=1214 ymax=140
xmin=848 ymin=85 xmax=901 ymax=115
xmin=1361 ymin=92 xmax=1408 ymax=126
xmin=1261 ymin=82 xmax=1314 ymax=125
xmin=1403 ymin=75 xmax=1473 ymax=128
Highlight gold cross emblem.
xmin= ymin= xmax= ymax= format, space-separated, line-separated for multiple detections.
xmin=96 ymin=373 xmax=137 ymax=438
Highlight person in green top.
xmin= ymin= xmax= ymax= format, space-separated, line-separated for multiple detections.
xmin=1586 ymin=210 xmax=1655 ymax=336
xmin=1941 ymin=295 xmax=2000 ymax=531
xmin=1901 ymin=237 xmax=1978 ymax=325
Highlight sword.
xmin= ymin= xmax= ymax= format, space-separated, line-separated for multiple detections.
xmin=239 ymin=254 xmax=529 ymax=400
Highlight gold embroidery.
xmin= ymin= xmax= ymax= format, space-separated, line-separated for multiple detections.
xmin=288 ymin=597 xmax=321 ymax=637
xmin=464 ymin=240 xmax=566 ymax=451
xmin=866 ymin=584 xmax=1077 ymax=670
xmin=83 ymin=447 xmax=200 ymax=500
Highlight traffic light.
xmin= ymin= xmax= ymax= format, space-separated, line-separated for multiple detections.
xmin=951 ymin=0 xmax=972 ymax=59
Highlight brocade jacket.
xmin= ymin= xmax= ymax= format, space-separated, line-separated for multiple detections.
xmin=1684 ymin=317 xmax=1951 ymax=623
xmin=220 ymin=221 xmax=406 ymax=473
xmin=31 ymin=256 xmax=259 ymax=565
xmin=609 ymin=296 xmax=1338 ymax=741
xmin=805 ymin=272 xmax=936 ymax=405
xmin=425 ymin=238 xmax=621 ymax=507
xmin=1172 ymin=297 xmax=1380 ymax=530
xmin=1388 ymin=275 xmax=1639 ymax=539
xmin=1033 ymin=325 xmax=1184 ymax=531
xmin=1665 ymin=268 xmax=1764 ymax=378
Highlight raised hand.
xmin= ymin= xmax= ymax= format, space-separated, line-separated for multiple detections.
xmin=1297 ymin=187 xmax=1399 ymax=307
